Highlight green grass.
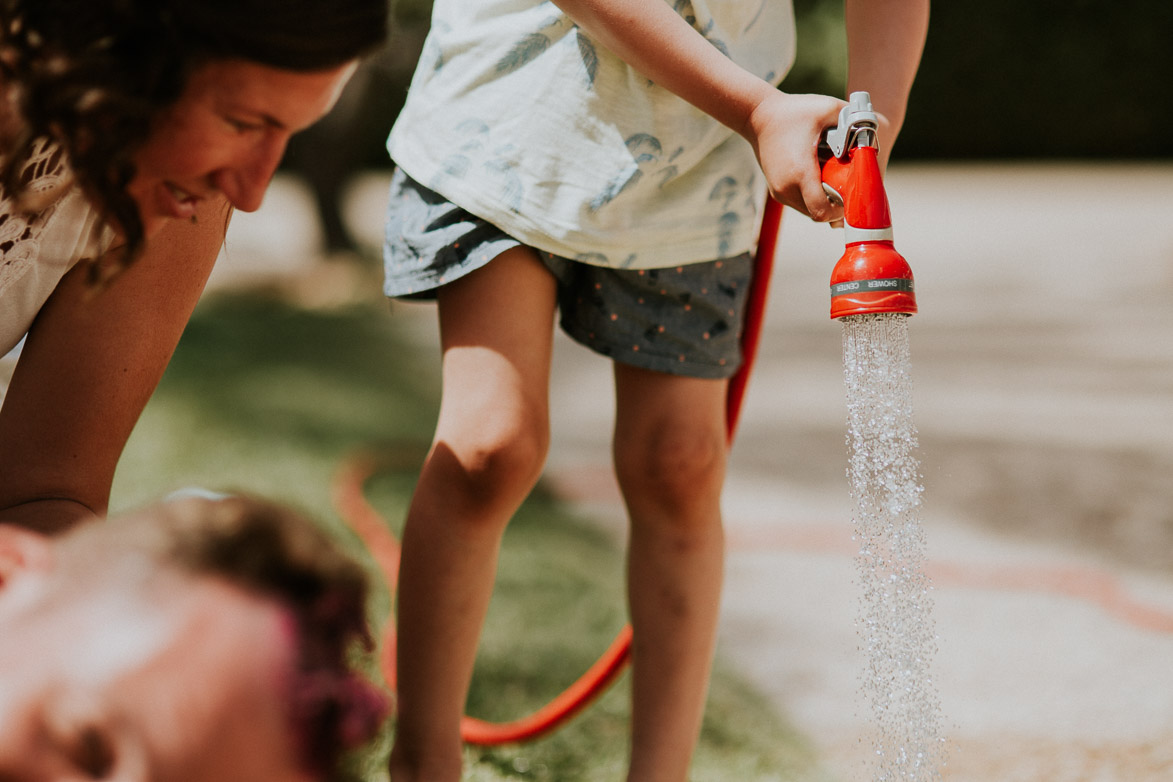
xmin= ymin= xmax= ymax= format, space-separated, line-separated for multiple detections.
xmin=114 ymin=290 xmax=828 ymax=781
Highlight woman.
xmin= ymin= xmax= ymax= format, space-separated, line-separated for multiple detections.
xmin=0 ymin=0 xmax=387 ymax=533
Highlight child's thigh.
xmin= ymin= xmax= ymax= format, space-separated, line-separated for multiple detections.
xmin=434 ymin=247 xmax=559 ymax=436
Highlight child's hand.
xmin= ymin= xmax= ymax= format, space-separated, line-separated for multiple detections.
xmin=744 ymin=91 xmax=846 ymax=223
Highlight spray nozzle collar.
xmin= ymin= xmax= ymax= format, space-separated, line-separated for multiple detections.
xmin=825 ymin=91 xmax=879 ymax=159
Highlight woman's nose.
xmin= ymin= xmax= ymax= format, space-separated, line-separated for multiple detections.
xmin=212 ymin=136 xmax=288 ymax=213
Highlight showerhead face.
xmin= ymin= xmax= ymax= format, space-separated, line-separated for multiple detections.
xmin=830 ymin=241 xmax=917 ymax=319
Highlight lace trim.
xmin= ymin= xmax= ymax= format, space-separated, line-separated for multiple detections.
xmin=0 ymin=138 xmax=76 ymax=299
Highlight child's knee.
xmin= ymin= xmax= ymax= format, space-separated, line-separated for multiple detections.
xmin=615 ymin=424 xmax=725 ymax=511
xmin=443 ymin=420 xmax=549 ymax=505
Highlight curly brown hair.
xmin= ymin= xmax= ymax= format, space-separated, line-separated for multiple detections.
xmin=154 ymin=495 xmax=391 ymax=778
xmin=0 ymin=0 xmax=388 ymax=271
xmin=57 ymin=494 xmax=391 ymax=779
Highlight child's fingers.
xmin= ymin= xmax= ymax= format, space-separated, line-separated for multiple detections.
xmin=768 ymin=180 xmax=810 ymax=218
xmin=801 ymin=174 xmax=842 ymax=223
xmin=769 ymin=180 xmax=841 ymax=224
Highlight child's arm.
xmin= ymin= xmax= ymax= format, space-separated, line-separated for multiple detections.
xmin=551 ymin=0 xmax=846 ymax=222
xmin=845 ymin=0 xmax=931 ymax=167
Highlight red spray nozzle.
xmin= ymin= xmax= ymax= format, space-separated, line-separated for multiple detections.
xmin=820 ymin=93 xmax=916 ymax=320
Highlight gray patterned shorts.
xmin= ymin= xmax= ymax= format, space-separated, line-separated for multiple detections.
xmin=383 ymin=168 xmax=753 ymax=379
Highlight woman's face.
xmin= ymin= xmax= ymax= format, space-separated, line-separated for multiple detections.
xmin=127 ymin=59 xmax=357 ymax=238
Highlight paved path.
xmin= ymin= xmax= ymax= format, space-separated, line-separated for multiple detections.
xmin=225 ymin=163 xmax=1173 ymax=781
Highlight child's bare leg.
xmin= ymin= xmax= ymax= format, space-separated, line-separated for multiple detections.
xmin=389 ymin=247 xmax=558 ymax=782
xmin=611 ymin=364 xmax=728 ymax=782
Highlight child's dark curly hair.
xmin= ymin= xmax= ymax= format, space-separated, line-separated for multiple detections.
xmin=147 ymin=495 xmax=390 ymax=779
xmin=0 ymin=0 xmax=387 ymax=273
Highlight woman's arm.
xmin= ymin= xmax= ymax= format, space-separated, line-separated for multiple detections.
xmin=0 ymin=198 xmax=231 ymax=533
xmin=550 ymin=0 xmax=847 ymax=221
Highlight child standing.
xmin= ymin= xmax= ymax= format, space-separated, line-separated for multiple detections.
xmin=382 ymin=1 xmax=928 ymax=779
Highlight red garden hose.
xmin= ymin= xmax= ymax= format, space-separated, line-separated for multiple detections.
xmin=332 ymin=195 xmax=783 ymax=745
xmin=728 ymin=195 xmax=782 ymax=436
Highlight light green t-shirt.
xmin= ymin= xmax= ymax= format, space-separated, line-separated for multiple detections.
xmin=388 ymin=0 xmax=796 ymax=269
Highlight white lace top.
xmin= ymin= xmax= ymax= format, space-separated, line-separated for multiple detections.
xmin=0 ymin=139 xmax=112 ymax=356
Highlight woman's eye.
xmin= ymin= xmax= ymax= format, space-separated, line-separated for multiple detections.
xmin=226 ymin=117 xmax=261 ymax=132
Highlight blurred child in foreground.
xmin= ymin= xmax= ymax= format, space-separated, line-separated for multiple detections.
xmin=0 ymin=494 xmax=387 ymax=781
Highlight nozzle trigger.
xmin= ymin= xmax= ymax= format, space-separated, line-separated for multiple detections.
xmin=824 ymin=91 xmax=879 ymax=159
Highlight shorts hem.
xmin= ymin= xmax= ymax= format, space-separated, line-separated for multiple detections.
xmin=560 ymin=320 xmax=742 ymax=380
xmin=382 ymin=249 xmax=502 ymax=300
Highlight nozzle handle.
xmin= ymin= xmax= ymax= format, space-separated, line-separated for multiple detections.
xmin=824 ymin=91 xmax=878 ymax=159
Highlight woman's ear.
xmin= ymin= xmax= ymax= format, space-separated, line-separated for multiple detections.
xmin=0 ymin=525 xmax=53 ymax=586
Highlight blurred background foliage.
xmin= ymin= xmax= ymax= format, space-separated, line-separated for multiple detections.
xmin=785 ymin=0 xmax=1173 ymax=159
xmin=281 ymin=0 xmax=1173 ymax=248
xmin=894 ymin=0 xmax=1173 ymax=159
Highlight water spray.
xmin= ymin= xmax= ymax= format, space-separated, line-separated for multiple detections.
xmin=820 ymin=91 xmax=917 ymax=320
xmin=826 ymin=92 xmax=944 ymax=781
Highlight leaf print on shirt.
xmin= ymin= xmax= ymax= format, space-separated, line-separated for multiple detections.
xmin=455 ymin=118 xmax=492 ymax=152
xmin=483 ymin=157 xmax=524 ymax=212
xmin=673 ymin=0 xmax=730 ymax=57
xmin=434 ymin=118 xmax=491 ymax=182
xmin=709 ymin=176 xmax=740 ymax=211
xmin=716 ymin=212 xmax=740 ymax=257
xmin=695 ymin=18 xmax=731 ymax=57
xmin=743 ymin=0 xmax=768 ymax=34
xmin=431 ymin=119 xmax=526 ymax=211
xmin=496 ymin=15 xmax=568 ymax=75
xmin=589 ymin=163 xmax=640 ymax=211
xmin=437 ymin=154 xmax=470 ymax=181
xmin=589 ymin=133 xmax=663 ymax=212
xmin=417 ymin=20 xmax=451 ymax=73
xmin=575 ymin=31 xmax=599 ymax=86
xmin=496 ymin=33 xmax=552 ymax=74
xmin=709 ymin=176 xmax=743 ymax=258
xmin=626 ymin=133 xmax=663 ymax=165
xmin=653 ymin=147 xmax=685 ymax=189
xmin=590 ymin=136 xmax=684 ymax=212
